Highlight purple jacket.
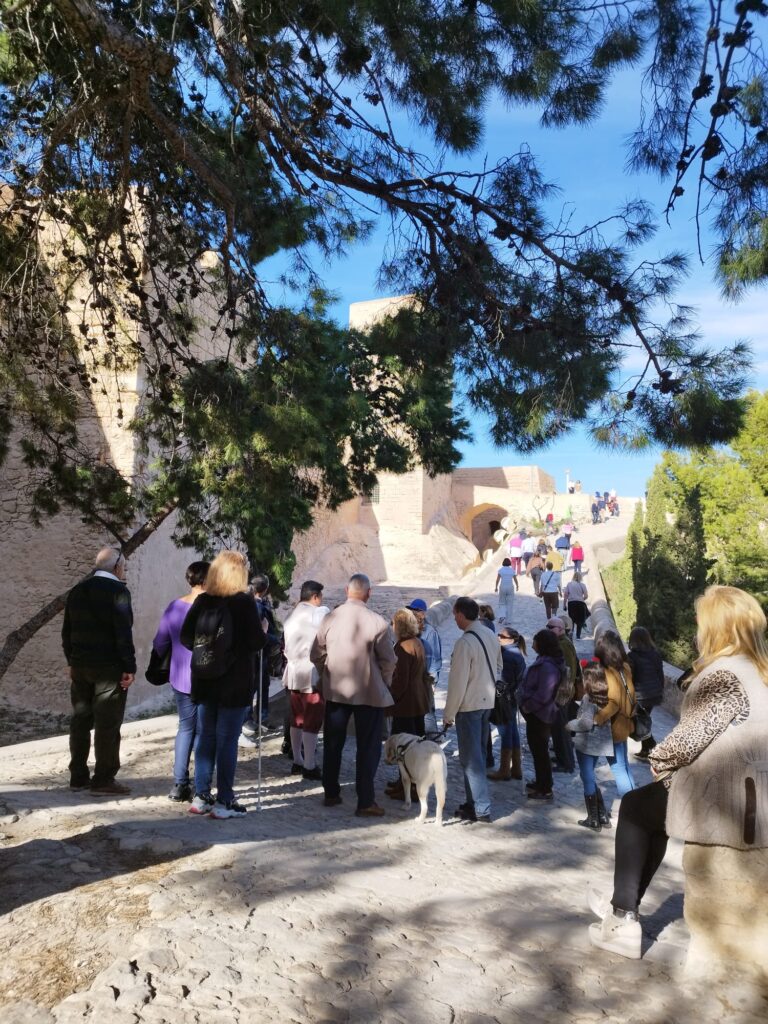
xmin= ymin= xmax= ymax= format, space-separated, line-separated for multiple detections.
xmin=153 ymin=598 xmax=195 ymax=694
xmin=518 ymin=655 xmax=564 ymax=725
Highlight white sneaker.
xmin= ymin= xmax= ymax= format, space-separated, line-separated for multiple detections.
xmin=209 ymin=800 xmax=247 ymax=819
xmin=188 ymin=793 xmax=214 ymax=815
xmin=238 ymin=733 xmax=258 ymax=748
xmin=589 ymin=911 xmax=642 ymax=959
xmin=587 ymin=885 xmax=611 ymax=920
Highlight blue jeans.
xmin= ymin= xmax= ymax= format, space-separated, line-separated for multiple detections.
xmin=576 ymin=740 xmax=635 ymax=798
xmin=497 ymin=587 xmax=515 ymax=622
xmin=455 ymin=709 xmax=492 ymax=817
xmin=173 ymin=689 xmax=199 ymax=786
xmin=194 ymin=702 xmax=247 ymax=805
xmin=497 ymin=713 xmax=520 ymax=749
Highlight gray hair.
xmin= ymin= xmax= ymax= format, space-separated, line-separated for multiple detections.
xmin=347 ymin=573 xmax=371 ymax=596
xmin=95 ymin=546 xmax=124 ymax=572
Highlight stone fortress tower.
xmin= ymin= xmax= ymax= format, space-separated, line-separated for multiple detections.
xmin=290 ymin=297 xmax=587 ymax=591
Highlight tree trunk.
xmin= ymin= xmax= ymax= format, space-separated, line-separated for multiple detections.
xmin=0 ymin=502 xmax=177 ymax=685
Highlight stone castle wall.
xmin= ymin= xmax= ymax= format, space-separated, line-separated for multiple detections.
xmin=2 ymin=276 xmax=580 ymax=715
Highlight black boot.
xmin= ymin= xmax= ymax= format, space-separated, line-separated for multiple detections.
xmin=635 ymin=735 xmax=657 ymax=761
xmin=578 ymin=793 xmax=601 ymax=832
xmin=595 ymin=788 xmax=612 ymax=829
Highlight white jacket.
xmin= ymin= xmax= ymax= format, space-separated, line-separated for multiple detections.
xmin=445 ymin=622 xmax=501 ymax=720
xmin=282 ymin=601 xmax=330 ymax=692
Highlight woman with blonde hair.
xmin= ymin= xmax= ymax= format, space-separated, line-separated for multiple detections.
xmin=385 ymin=608 xmax=431 ymax=801
xmin=181 ymin=550 xmax=267 ymax=818
xmin=589 ymin=586 xmax=768 ymax=960
xmin=387 ymin=608 xmax=431 ymax=735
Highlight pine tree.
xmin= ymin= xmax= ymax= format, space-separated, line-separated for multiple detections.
xmin=0 ymin=0 xmax=765 ymax=680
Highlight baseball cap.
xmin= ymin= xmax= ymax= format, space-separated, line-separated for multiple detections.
xmin=406 ymin=599 xmax=428 ymax=612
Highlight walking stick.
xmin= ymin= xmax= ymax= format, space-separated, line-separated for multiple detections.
xmin=517 ymin=705 xmax=526 ymax=795
xmin=256 ymin=649 xmax=264 ymax=812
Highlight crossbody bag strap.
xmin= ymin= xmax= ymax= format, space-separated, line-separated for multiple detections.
xmin=464 ymin=629 xmax=498 ymax=686
xmin=617 ymin=669 xmax=636 ymax=714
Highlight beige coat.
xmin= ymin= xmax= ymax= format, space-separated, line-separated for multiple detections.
xmin=310 ymin=598 xmax=396 ymax=707
xmin=281 ymin=600 xmax=330 ymax=693
xmin=444 ymin=621 xmax=502 ymax=720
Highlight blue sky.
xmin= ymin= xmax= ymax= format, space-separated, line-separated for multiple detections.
xmin=271 ymin=65 xmax=768 ymax=498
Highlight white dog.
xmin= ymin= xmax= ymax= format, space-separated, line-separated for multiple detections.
xmin=384 ymin=732 xmax=448 ymax=825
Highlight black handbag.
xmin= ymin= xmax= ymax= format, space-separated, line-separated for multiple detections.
xmin=145 ymin=646 xmax=171 ymax=686
xmin=465 ymin=631 xmax=512 ymax=725
xmin=490 ymin=682 xmax=514 ymax=725
xmin=631 ymin=704 xmax=653 ymax=741
xmin=618 ymin=669 xmax=652 ymax=741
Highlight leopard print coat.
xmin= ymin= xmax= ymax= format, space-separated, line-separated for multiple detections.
xmin=648 ymin=669 xmax=749 ymax=786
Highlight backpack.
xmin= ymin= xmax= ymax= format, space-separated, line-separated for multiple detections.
xmin=254 ymin=597 xmax=286 ymax=677
xmin=265 ymin=634 xmax=286 ymax=677
xmin=191 ymin=601 xmax=235 ymax=679
xmin=555 ymin=661 xmax=574 ymax=707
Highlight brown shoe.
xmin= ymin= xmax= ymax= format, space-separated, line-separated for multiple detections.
xmin=323 ymin=795 xmax=342 ymax=807
xmin=355 ymin=803 xmax=385 ymax=818
xmin=386 ymin=780 xmax=405 ymax=800
xmin=90 ymin=781 xmax=131 ymax=796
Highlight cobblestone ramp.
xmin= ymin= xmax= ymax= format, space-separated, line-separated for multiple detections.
xmin=1 ymin=529 xmax=766 ymax=1022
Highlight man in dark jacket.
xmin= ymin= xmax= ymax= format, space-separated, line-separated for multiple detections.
xmin=546 ymin=617 xmax=580 ymax=775
xmin=62 ymin=546 xmax=136 ymax=795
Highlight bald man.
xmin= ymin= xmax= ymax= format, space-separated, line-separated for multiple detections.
xmin=62 ymin=546 xmax=136 ymax=795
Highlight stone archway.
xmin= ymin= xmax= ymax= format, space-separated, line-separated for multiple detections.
xmin=461 ymin=503 xmax=508 ymax=553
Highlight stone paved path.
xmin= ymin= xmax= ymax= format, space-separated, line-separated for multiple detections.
xmin=1 ymin=519 xmax=766 ymax=1023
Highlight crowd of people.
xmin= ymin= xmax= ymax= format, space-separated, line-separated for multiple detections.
xmin=591 ymin=489 xmax=620 ymax=524
xmin=61 ymin=535 xmax=768 ymax=965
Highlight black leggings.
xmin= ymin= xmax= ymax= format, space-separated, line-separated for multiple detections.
xmin=613 ymin=781 xmax=669 ymax=912
xmin=523 ymin=712 xmax=553 ymax=793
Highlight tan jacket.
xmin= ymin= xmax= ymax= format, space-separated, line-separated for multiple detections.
xmin=310 ymin=598 xmax=396 ymax=707
xmin=595 ymin=663 xmax=635 ymax=742
xmin=445 ymin=621 xmax=502 ymax=720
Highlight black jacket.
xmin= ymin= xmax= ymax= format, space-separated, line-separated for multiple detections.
xmin=500 ymin=646 xmax=526 ymax=704
xmin=180 ymin=592 xmax=267 ymax=707
xmin=62 ymin=575 xmax=136 ymax=676
xmin=628 ymin=647 xmax=665 ymax=705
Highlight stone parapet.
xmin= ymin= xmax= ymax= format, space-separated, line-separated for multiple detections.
xmin=683 ymin=843 xmax=768 ymax=983
xmin=425 ymin=596 xmax=457 ymax=628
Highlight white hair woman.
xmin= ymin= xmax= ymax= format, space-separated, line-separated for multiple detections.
xmin=384 ymin=608 xmax=431 ymax=802
xmin=589 ymin=586 xmax=768 ymax=961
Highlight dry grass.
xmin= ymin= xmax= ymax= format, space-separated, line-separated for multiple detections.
xmin=0 ymin=859 xmax=177 ymax=1008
